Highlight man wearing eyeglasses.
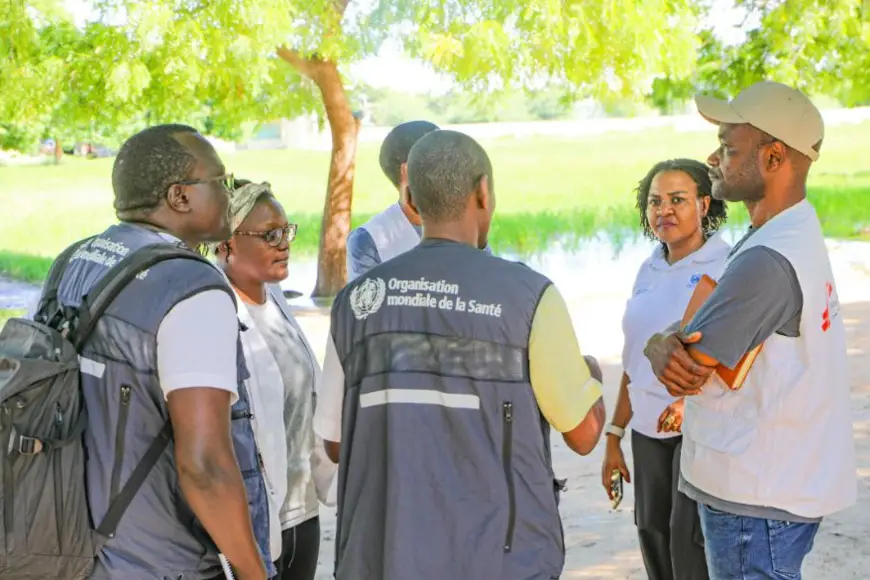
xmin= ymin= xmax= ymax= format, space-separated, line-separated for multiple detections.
xmin=45 ymin=125 xmax=273 ymax=579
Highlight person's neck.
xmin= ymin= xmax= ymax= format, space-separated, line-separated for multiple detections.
xmin=224 ymin=268 xmax=267 ymax=305
xmin=421 ymin=222 xmax=478 ymax=248
xmin=745 ymin=184 xmax=807 ymax=229
xmin=124 ymin=218 xmax=200 ymax=251
xmin=665 ymin=230 xmax=705 ymax=265
xmin=398 ymin=200 xmax=421 ymax=228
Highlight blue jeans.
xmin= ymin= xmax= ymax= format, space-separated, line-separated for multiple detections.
xmin=698 ymin=503 xmax=820 ymax=580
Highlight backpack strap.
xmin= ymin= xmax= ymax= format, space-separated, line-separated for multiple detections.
xmin=34 ymin=236 xmax=96 ymax=324
xmin=65 ymin=242 xmax=213 ymax=538
xmin=96 ymin=420 xmax=174 ymax=538
xmin=68 ymin=243 xmax=212 ymax=350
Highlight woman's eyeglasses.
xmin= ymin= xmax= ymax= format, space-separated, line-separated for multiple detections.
xmin=235 ymin=224 xmax=298 ymax=247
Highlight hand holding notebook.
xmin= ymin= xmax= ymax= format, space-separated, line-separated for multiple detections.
xmin=680 ymin=274 xmax=763 ymax=391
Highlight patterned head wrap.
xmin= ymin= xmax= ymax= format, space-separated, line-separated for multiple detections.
xmin=207 ymin=180 xmax=272 ymax=254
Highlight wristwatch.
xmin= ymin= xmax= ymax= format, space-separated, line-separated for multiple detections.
xmin=605 ymin=424 xmax=626 ymax=439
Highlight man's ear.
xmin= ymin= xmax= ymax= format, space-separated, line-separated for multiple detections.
xmin=766 ymin=141 xmax=787 ymax=172
xmin=476 ymin=175 xmax=491 ymax=210
xmin=404 ymin=188 xmax=422 ymax=225
xmin=165 ymin=184 xmax=192 ymax=213
xmin=399 ymin=162 xmax=409 ymax=197
xmin=400 ymin=164 xmax=423 ymax=226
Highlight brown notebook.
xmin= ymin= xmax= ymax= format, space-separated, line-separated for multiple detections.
xmin=680 ymin=274 xmax=762 ymax=391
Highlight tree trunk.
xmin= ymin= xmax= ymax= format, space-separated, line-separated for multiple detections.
xmin=277 ymin=48 xmax=359 ymax=298
xmin=54 ymin=138 xmax=62 ymax=165
xmin=311 ymin=63 xmax=358 ymax=297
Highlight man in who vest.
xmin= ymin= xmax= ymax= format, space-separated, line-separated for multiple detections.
xmin=315 ymin=129 xmax=607 ymax=579
xmin=644 ymin=82 xmax=857 ymax=578
xmin=55 ymin=125 xmax=272 ymax=579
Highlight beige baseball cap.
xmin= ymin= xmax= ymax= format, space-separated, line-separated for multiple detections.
xmin=695 ymin=81 xmax=824 ymax=161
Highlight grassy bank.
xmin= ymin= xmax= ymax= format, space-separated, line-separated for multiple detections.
xmin=2 ymin=122 xmax=868 ymax=282
xmin=0 ymin=309 xmax=25 ymax=327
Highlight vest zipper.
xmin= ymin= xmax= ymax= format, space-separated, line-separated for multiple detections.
xmin=53 ymin=403 xmax=64 ymax=552
xmin=502 ymin=401 xmax=516 ymax=553
xmin=109 ymin=385 xmax=132 ymax=500
xmin=2 ymin=404 xmax=12 ymax=538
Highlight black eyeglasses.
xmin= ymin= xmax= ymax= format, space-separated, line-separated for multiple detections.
xmin=171 ymin=173 xmax=235 ymax=194
xmin=235 ymin=224 xmax=298 ymax=247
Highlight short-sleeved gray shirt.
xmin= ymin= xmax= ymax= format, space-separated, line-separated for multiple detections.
xmin=678 ymin=228 xmax=820 ymax=523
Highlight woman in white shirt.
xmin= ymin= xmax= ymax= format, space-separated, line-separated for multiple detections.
xmin=601 ymin=159 xmax=729 ymax=580
xmin=212 ymin=180 xmax=335 ymax=580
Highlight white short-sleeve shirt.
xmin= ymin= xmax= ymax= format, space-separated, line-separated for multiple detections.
xmin=313 ymin=334 xmax=345 ymax=443
xmin=156 ymin=289 xmax=240 ymax=402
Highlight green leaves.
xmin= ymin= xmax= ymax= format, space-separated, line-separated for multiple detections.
xmin=2 ymin=0 xmax=868 ymax=153
xmin=396 ymin=0 xmax=703 ymax=103
xmin=653 ymin=0 xmax=870 ymax=107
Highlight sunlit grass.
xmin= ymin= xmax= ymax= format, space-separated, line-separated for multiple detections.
xmin=1 ymin=121 xmax=868 ymax=282
xmin=0 ymin=308 xmax=25 ymax=327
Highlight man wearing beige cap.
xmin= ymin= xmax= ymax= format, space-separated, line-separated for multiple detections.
xmin=644 ymin=81 xmax=856 ymax=579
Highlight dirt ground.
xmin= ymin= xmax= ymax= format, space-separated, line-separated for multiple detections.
xmin=294 ymin=298 xmax=870 ymax=580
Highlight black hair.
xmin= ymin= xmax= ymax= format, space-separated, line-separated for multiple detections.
xmin=112 ymin=124 xmax=201 ymax=219
xmin=635 ymin=158 xmax=727 ymax=246
xmin=407 ymin=130 xmax=493 ymax=222
xmin=379 ymin=120 xmax=439 ymax=188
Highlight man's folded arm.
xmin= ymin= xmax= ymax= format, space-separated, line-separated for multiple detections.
xmin=529 ymin=285 xmax=605 ymax=456
xmin=682 ymin=246 xmax=803 ymax=370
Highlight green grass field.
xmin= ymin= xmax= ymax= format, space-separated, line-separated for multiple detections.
xmin=2 ymin=122 xmax=869 ymax=282
xmin=0 ymin=309 xmax=24 ymax=327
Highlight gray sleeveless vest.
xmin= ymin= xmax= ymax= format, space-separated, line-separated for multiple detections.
xmin=331 ymin=239 xmax=565 ymax=580
xmin=56 ymin=223 xmax=273 ymax=579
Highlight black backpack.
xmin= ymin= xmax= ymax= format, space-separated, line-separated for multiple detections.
xmin=0 ymin=239 xmax=213 ymax=579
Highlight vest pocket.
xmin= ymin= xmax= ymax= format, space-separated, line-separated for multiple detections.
xmin=684 ymin=382 xmax=758 ymax=455
xmin=502 ymin=401 xmax=516 ymax=553
xmin=109 ymin=385 xmax=132 ymax=500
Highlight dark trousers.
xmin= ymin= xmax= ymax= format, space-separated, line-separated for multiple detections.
xmin=273 ymin=516 xmax=320 ymax=580
xmin=205 ymin=517 xmax=321 ymax=580
xmin=632 ymin=430 xmax=709 ymax=580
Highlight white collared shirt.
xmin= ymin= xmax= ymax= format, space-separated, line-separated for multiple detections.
xmin=621 ymin=235 xmax=730 ymax=438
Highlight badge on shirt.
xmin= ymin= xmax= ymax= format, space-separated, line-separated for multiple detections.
xmin=688 ymin=274 xmax=702 ymax=288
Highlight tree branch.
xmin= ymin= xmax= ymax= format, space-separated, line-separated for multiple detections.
xmin=277 ymin=0 xmax=348 ymax=79
xmin=276 ymin=46 xmax=320 ymax=79
xmin=335 ymin=0 xmax=351 ymax=18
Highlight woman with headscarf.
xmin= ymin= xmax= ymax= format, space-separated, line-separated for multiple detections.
xmin=212 ymin=179 xmax=335 ymax=580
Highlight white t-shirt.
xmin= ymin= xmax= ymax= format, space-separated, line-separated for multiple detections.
xmin=313 ymin=334 xmax=344 ymax=443
xmin=245 ymin=298 xmax=319 ymax=530
xmin=156 ymin=289 xmax=240 ymax=402
xmin=621 ymin=235 xmax=730 ymax=439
